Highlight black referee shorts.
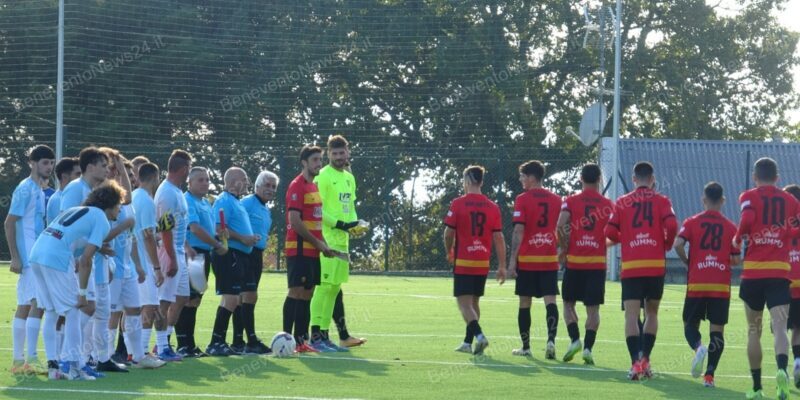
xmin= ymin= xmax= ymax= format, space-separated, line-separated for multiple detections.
xmin=243 ymin=248 xmax=264 ymax=292
xmin=210 ymin=248 xmax=247 ymax=296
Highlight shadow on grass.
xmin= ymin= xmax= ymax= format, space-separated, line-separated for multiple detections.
xmin=296 ymin=351 xmax=390 ymax=378
xmin=0 ymin=354 xmax=298 ymax=399
xmin=537 ymin=357 xmax=744 ymax=399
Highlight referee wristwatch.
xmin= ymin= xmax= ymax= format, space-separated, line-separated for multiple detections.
xmin=78 ymin=288 xmax=87 ymax=297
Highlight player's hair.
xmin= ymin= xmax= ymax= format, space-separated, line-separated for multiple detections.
xmin=138 ymin=163 xmax=160 ymax=184
xmin=580 ymin=163 xmax=602 ymax=184
xmin=29 ymin=145 xmax=55 ymax=162
xmin=703 ymin=181 xmax=724 ymax=203
xmin=518 ymin=160 xmax=545 ymax=181
xmin=463 ymin=165 xmax=485 ymax=185
xmin=123 ymin=160 xmax=133 ymax=170
xmin=167 ymin=149 xmax=192 ymax=173
xmin=300 ymin=145 xmax=323 ymax=162
xmin=55 ymin=157 xmax=79 ymax=181
xmin=784 ymin=184 xmax=800 ymax=201
xmin=131 ymin=156 xmax=150 ymax=167
xmin=255 ymin=170 xmax=280 ymax=187
xmin=754 ymin=157 xmax=778 ymax=182
xmin=78 ymin=147 xmax=109 ymax=173
xmin=633 ymin=161 xmax=654 ymax=180
xmin=97 ymin=146 xmax=121 ymax=159
xmin=327 ymin=135 xmax=349 ymax=150
xmin=83 ymin=181 xmax=125 ymax=210
xmin=188 ymin=166 xmax=208 ymax=181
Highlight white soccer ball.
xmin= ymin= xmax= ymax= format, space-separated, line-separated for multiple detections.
xmin=271 ymin=332 xmax=296 ymax=358
xmin=187 ymin=254 xmax=207 ymax=294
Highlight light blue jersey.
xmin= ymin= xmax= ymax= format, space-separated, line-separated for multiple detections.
xmin=241 ymin=194 xmax=271 ymax=251
xmin=59 ymin=178 xmax=92 ymax=211
xmin=46 ymin=190 xmax=63 ymax=225
xmin=155 ymin=180 xmax=188 ymax=256
xmin=185 ymin=192 xmax=214 ymax=251
xmin=9 ymin=177 xmax=46 ymax=269
xmin=213 ymin=191 xmax=253 ymax=254
xmin=30 ymin=206 xmax=110 ymax=272
xmin=133 ymin=188 xmax=157 ymax=274
xmin=112 ymin=204 xmax=135 ymax=280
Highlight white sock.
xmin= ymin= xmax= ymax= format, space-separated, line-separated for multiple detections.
xmin=142 ymin=326 xmax=152 ymax=355
xmin=108 ymin=328 xmax=118 ymax=359
xmin=63 ymin=309 xmax=81 ymax=363
xmin=12 ymin=317 xmax=26 ymax=361
xmin=42 ymin=312 xmax=58 ymax=362
xmin=93 ymin=316 xmax=110 ymax=363
xmin=124 ymin=316 xmax=143 ymax=362
xmin=56 ymin=329 xmax=64 ymax=360
xmin=156 ymin=330 xmax=169 ymax=352
xmin=167 ymin=325 xmax=174 ymax=337
xmin=79 ymin=312 xmax=93 ymax=367
xmin=25 ymin=317 xmax=41 ymax=361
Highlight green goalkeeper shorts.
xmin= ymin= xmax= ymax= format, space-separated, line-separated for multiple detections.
xmin=320 ymin=249 xmax=349 ymax=285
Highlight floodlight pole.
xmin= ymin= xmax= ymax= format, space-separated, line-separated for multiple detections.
xmin=609 ymin=0 xmax=623 ymax=281
xmin=56 ymin=0 xmax=64 ymax=161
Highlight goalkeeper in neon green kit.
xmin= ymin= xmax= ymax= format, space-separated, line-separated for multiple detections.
xmin=309 ymin=135 xmax=368 ymax=352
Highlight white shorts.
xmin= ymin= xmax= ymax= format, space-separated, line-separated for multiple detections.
xmin=109 ymin=276 xmax=141 ymax=312
xmin=94 ymin=282 xmax=110 ymax=320
xmin=138 ymin=272 xmax=159 ymax=306
xmin=158 ymin=253 xmax=190 ymax=303
xmin=31 ymin=263 xmax=77 ymax=315
xmin=17 ymin=267 xmax=37 ymax=306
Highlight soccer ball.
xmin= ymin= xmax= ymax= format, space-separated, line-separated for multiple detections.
xmin=271 ymin=332 xmax=296 ymax=357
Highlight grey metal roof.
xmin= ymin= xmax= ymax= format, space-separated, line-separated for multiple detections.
xmin=602 ymin=138 xmax=800 ymax=259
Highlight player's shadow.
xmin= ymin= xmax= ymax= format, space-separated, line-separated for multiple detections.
xmin=0 ymin=355 xmax=296 ymax=400
xmin=538 ymin=359 xmax=743 ymax=400
xmin=468 ymin=351 xmax=541 ymax=378
xmin=297 ymin=352 xmax=390 ymax=378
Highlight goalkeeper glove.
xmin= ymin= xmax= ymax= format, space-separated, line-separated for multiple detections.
xmin=348 ymin=220 xmax=370 ymax=237
xmin=335 ymin=220 xmax=359 ymax=231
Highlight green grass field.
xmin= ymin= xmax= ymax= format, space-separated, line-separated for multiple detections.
xmin=0 ymin=266 xmax=792 ymax=399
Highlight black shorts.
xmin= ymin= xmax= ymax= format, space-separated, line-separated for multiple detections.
xmin=682 ymin=297 xmax=730 ymax=326
xmin=243 ymin=248 xmax=264 ymax=292
xmin=210 ymin=248 xmax=247 ymax=296
xmin=621 ymin=276 xmax=665 ymax=302
xmin=287 ymin=256 xmax=321 ymax=290
xmin=561 ymin=269 xmax=606 ymax=306
xmin=739 ymin=278 xmax=790 ymax=311
xmin=789 ymin=299 xmax=800 ymax=330
xmin=515 ymin=270 xmax=559 ymax=298
xmin=189 ymin=248 xmax=211 ymax=300
xmin=453 ymin=274 xmax=487 ymax=297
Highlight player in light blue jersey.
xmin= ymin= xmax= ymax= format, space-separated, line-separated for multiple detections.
xmin=29 ymin=182 xmax=123 ymax=380
xmin=107 ymin=162 xmax=165 ymax=370
xmin=131 ymin=163 xmax=166 ymax=361
xmin=153 ymin=150 xmax=192 ymax=361
xmin=4 ymin=145 xmax=55 ymax=374
xmin=46 ymin=157 xmax=81 ymax=225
